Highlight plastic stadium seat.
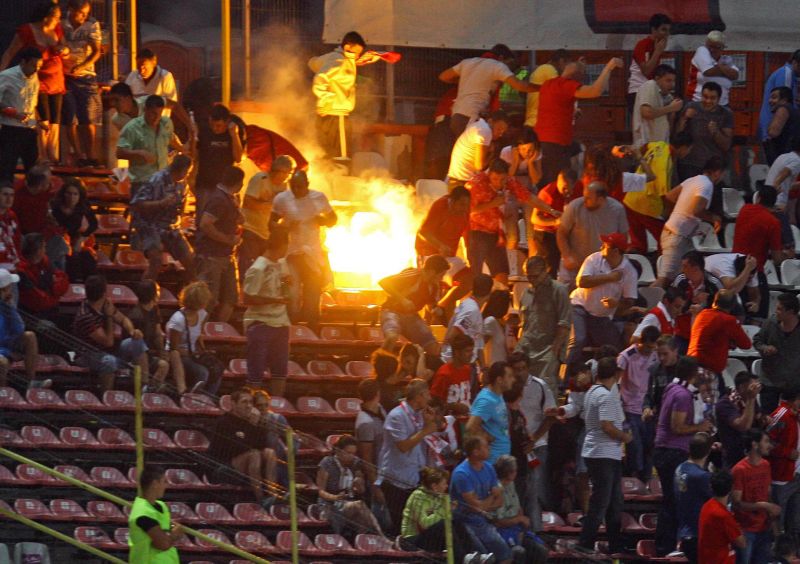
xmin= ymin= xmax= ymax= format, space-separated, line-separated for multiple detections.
xmin=639 ymin=512 xmax=657 ymax=531
xmin=296 ymin=396 xmax=336 ymax=416
xmin=722 ymin=187 xmax=745 ymax=218
xmin=351 ymin=151 xmax=389 ymax=176
xmin=20 ymin=426 xmax=62 ymax=448
xmin=637 ymin=539 xmax=657 ymax=558
xmin=14 ymin=499 xmax=53 ymax=519
xmin=638 ymin=286 xmax=665 ymax=311
xmin=335 ymin=397 xmax=361 ymax=415
xmin=289 ymin=325 xmax=319 ymax=342
xmin=113 ymin=528 xmax=130 ymax=545
xmin=64 ymin=390 xmax=105 ymax=410
xmin=416 ymin=178 xmax=448 ymax=200
xmin=730 ymin=325 xmax=760 ymax=357
xmin=353 ymin=533 xmax=406 ymax=557
xmin=194 ymin=529 xmax=233 ymax=550
xmin=233 ymin=503 xmax=273 ymax=525
xmin=59 ymin=427 xmax=101 ymax=448
xmin=96 ymin=214 xmax=130 ymax=235
xmin=692 ymin=221 xmax=730 ymax=253
xmin=325 ymin=434 xmax=345 ymax=450
xmin=103 ymin=390 xmax=136 ymax=411
xmin=357 ymin=326 xmax=384 ymax=342
xmin=0 ymin=387 xmax=28 ymax=409
xmin=287 ymin=360 xmax=307 ymax=376
xmin=319 ymin=326 xmax=356 ymax=341
xmin=60 ymin=283 xmax=86 ymax=304
xmin=13 ymin=542 xmax=51 ymax=564
xmin=97 ymin=428 xmax=136 ymax=449
xmin=0 ymin=465 xmax=21 ymax=485
xmin=158 ymin=286 xmax=179 ymax=307
xmin=268 ymin=396 xmax=296 ymax=415
xmin=203 ymin=322 xmax=245 ymax=343
xmin=74 ymin=527 xmax=122 ymax=549
xmin=621 ymin=477 xmax=648 ymax=499
xmin=165 ymin=468 xmax=205 ymax=489
xmin=270 ymin=505 xmax=311 ymax=525
xmin=275 ymin=530 xmax=332 ymax=557
xmin=306 ymin=360 xmax=344 ymax=378
xmin=227 ymin=358 xmax=248 ymax=375
xmin=16 ymin=464 xmax=58 ymax=485
xmin=626 ymin=254 xmax=656 ymax=285
xmin=306 ymin=503 xmax=328 ymax=523
xmin=345 ymin=360 xmax=372 ymax=377
xmin=315 ymin=533 xmax=358 ymax=555
xmin=142 ymin=392 xmax=181 ymax=413
xmin=174 ymin=430 xmax=210 ymax=451
xmin=621 ymin=512 xmax=646 ymax=533
xmin=0 ymin=428 xmax=24 ymax=447
xmin=106 ymin=284 xmax=138 ymax=305
xmin=541 ymin=511 xmax=567 ymax=531
xmin=87 ymin=501 xmax=127 ymax=524
xmin=219 ymin=395 xmax=232 ymax=411
xmin=163 ymin=501 xmax=200 ymax=524
xmin=180 ymin=393 xmax=221 ymax=415
xmin=50 ymin=499 xmax=90 ymax=520
xmin=235 ymin=530 xmax=276 ymax=554
xmin=195 ymin=502 xmax=236 ymax=524
xmin=723 ymin=358 xmax=748 ymax=390
xmin=143 ymin=428 xmax=177 ymax=449
xmin=90 ymin=467 xmax=134 ymax=488
xmin=55 ymin=465 xmax=91 ymax=483
xmin=25 ymin=388 xmax=66 ymax=409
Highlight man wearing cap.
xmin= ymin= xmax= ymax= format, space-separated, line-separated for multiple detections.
xmin=687 ymin=31 xmax=740 ymax=108
xmin=556 ymin=180 xmax=629 ymax=289
xmin=565 ymin=233 xmax=638 ymax=378
xmin=0 ymin=268 xmax=42 ymax=390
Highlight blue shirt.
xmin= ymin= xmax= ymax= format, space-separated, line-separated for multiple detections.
xmin=758 ymin=63 xmax=798 ymax=141
xmin=675 ymin=460 xmax=712 ymax=539
xmin=0 ymin=304 xmax=24 ymax=357
xmin=378 ymin=401 xmax=426 ymax=489
xmin=470 ymin=387 xmax=510 ymax=463
xmin=450 ymin=458 xmax=499 ymax=525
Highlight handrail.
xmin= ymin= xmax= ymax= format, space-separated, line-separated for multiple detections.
xmin=0 ymin=447 xmax=271 ymax=563
xmin=0 ymin=505 xmax=126 ymax=563
xmin=286 ymin=427 xmax=299 ymax=564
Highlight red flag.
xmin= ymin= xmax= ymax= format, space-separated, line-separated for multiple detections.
xmin=245 ymin=125 xmax=308 ymax=172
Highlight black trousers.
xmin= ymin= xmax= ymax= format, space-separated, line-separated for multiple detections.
xmin=0 ymin=126 xmax=37 ymax=183
xmin=539 ymin=142 xmax=572 ymax=187
xmin=654 ymin=446 xmax=687 ymax=556
xmin=316 ymin=114 xmax=351 ymax=158
xmin=381 ymin=481 xmax=414 ymax=536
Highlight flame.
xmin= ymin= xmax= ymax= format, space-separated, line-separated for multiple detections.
xmin=322 ymin=176 xmax=423 ymax=289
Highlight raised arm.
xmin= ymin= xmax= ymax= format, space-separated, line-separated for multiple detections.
xmin=575 ymin=58 xmax=624 ymax=99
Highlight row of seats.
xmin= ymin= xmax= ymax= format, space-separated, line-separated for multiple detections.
xmin=542 ymin=510 xmax=657 ymax=534
xmin=0 ymin=425 xmax=212 ymax=452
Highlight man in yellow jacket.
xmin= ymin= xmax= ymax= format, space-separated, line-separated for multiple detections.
xmin=128 ymin=466 xmax=183 ymax=563
xmin=309 ymin=31 xmax=379 ymax=158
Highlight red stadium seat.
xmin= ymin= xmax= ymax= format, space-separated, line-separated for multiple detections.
xmin=15 ymin=499 xmax=54 ymax=519
xmin=166 ymin=501 xmax=201 ymax=524
xmin=621 ymin=477 xmax=648 ymax=499
xmin=142 ymin=392 xmax=181 ymax=413
xmin=275 ymin=530 xmax=332 ymax=557
xmin=113 ymin=249 xmax=146 ymax=269
xmin=55 ymin=465 xmax=91 ymax=483
xmin=315 ymin=533 xmax=358 ymax=555
xmin=165 ymin=468 xmax=205 ymax=489
xmin=89 ymin=466 xmax=134 ymax=488
xmin=345 ymin=360 xmax=372 ymax=377
xmin=325 ymin=434 xmax=344 ymax=450
xmin=541 ymin=511 xmax=569 ymax=532
xmin=640 ymin=512 xmax=657 ymax=531
xmin=59 ymin=427 xmax=101 ymax=448
xmin=228 ymin=358 xmax=248 ymax=375
xmin=621 ymin=512 xmax=647 ymax=533
xmin=96 ymin=214 xmax=130 ymax=235
xmin=219 ymin=394 xmax=232 ymax=412
xmin=319 ymin=326 xmax=356 ymax=341
xmin=269 ymin=396 xmax=296 ymax=415
xmin=174 ymin=430 xmax=210 ymax=451
xmin=334 ymin=397 xmax=361 ymax=415
xmin=74 ymin=526 xmax=122 ymax=550
xmin=106 ymin=284 xmax=138 ymax=305
xmin=64 ymin=390 xmax=105 ymax=410
xmin=289 ymin=325 xmax=319 ymax=343
xmin=103 ymin=390 xmax=135 ymax=411
xmin=234 ymin=530 xmax=276 ymax=554
xmin=180 ymin=393 xmax=221 ymax=415
xmin=296 ymin=396 xmax=336 ymax=416
xmin=142 ymin=428 xmax=177 ymax=449
xmin=648 ymin=476 xmax=663 ymax=497
xmin=21 ymin=426 xmax=62 ymax=447
xmin=203 ymin=322 xmax=245 ymax=344
xmin=86 ymin=501 xmax=127 ymax=524
xmin=0 ymin=465 xmax=21 ymax=485
xmin=158 ymin=287 xmax=179 ymax=307
xmin=0 ymin=387 xmax=28 ymax=409
xmin=194 ymin=529 xmax=233 ymax=550
xmin=113 ymin=528 xmax=130 ymax=545
xmin=353 ymin=533 xmax=406 ymax=557
xmin=233 ymin=503 xmax=274 ymax=525
xmin=357 ymin=326 xmax=384 ymax=342
xmin=637 ymin=539 xmax=657 ymax=558
xmin=306 ymin=360 xmax=343 ymax=378
xmin=195 ymin=502 xmax=236 ymax=525
xmin=0 ymin=428 xmax=24 ymax=447
xmin=287 ymin=360 xmax=307 ymax=376
xmin=60 ymin=283 xmax=86 ymax=304
xmin=50 ymin=499 xmax=90 ymax=520
xmin=16 ymin=464 xmax=59 ymax=485
xmin=97 ymin=428 xmax=135 ymax=449
xmin=306 ymin=503 xmax=328 ymax=523
xmin=25 ymin=389 xmax=66 ymax=409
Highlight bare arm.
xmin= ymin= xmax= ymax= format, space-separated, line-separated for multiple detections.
xmin=465 ymin=415 xmax=490 ymax=443
xmin=504 ymin=75 xmax=540 ymax=93
xmin=316 ymin=467 xmax=343 ymax=502
xmin=574 ymin=58 xmax=623 ymax=99
xmin=767 ymin=106 xmax=790 ymax=139
xmin=729 ymin=398 xmax=757 ymax=432
xmin=439 ymin=68 xmax=459 ymax=84
xmin=229 ymin=123 xmax=244 ymax=163
xmin=671 ymin=409 xmax=712 ymax=435
xmin=145 ymin=523 xmax=183 ymax=551
xmin=600 ymin=420 xmax=632 ymax=443
xmin=642 ymin=38 xmax=667 ymax=78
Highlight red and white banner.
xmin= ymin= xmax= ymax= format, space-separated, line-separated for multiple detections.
xmin=323 ymin=0 xmax=800 ymax=53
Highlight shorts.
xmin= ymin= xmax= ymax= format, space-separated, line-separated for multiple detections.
xmin=196 ymin=255 xmax=239 ymax=307
xmin=380 ymin=309 xmax=436 ymax=349
xmin=131 ymin=226 xmax=192 ymax=264
xmin=63 ymin=76 xmax=101 ymax=125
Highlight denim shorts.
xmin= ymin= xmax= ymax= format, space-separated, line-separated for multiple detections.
xmin=380 ymin=309 xmax=436 ymax=348
xmin=63 ymin=76 xmax=101 ymax=125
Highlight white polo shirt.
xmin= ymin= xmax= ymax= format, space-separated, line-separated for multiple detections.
xmin=571 ymin=252 xmax=638 ymax=318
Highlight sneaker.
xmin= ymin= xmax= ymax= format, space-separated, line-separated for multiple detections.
xmin=28 ymin=378 xmax=52 ymax=389
xmin=190 ymin=380 xmax=206 ymax=394
xmin=463 ymin=553 xmax=495 ymax=564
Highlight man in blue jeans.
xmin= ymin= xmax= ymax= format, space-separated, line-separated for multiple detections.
xmin=450 ymin=435 xmax=511 ymax=563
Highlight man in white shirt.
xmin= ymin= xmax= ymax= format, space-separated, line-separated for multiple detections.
xmin=439 ymin=44 xmax=540 ymax=136
xmin=124 ymin=48 xmax=191 ymax=130
xmin=654 ymin=157 xmax=724 ymax=286
xmin=765 ymin=138 xmax=800 ymax=210
xmin=633 ymin=64 xmax=683 ymax=146
xmin=704 ymin=252 xmax=760 ymax=314
xmin=441 ymin=273 xmax=493 ymax=366
xmin=446 ymin=110 xmax=508 ymax=188
xmin=565 ymin=232 xmax=638 ymax=377
xmin=687 ymin=31 xmax=740 ymax=107
xmin=0 ymin=48 xmax=41 ymax=183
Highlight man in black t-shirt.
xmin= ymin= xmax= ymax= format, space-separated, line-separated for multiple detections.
xmin=207 ymin=388 xmax=278 ymax=504
xmin=194 ymin=103 xmax=246 ymax=209
xmin=195 ymin=166 xmax=245 ymax=322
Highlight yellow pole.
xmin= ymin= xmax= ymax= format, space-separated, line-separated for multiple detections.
xmin=128 ymin=0 xmax=137 ymax=69
xmin=0 ymin=505 xmax=126 ymax=564
xmin=221 ymin=0 xmax=231 ymax=106
xmin=134 ymin=365 xmax=144 ymax=497
xmin=243 ymin=0 xmax=251 ymax=99
xmin=286 ymin=427 xmax=299 ymax=564
xmin=443 ymin=493 xmax=455 ymax=564
xmin=109 ymin=0 xmax=119 ymax=80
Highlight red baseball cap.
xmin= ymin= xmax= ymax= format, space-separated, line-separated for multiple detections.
xmin=600 ymin=232 xmax=628 ymax=251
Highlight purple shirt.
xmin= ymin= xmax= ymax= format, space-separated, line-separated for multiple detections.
xmin=617 ymin=344 xmax=658 ymax=415
xmin=655 ymin=382 xmax=694 ymax=451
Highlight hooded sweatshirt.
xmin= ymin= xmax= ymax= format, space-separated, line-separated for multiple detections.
xmin=309 ymin=47 xmax=357 ymax=117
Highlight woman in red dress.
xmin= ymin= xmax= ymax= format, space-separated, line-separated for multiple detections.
xmin=0 ymin=1 xmax=69 ymax=164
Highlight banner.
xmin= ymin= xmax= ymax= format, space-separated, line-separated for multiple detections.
xmin=323 ymin=0 xmax=800 ymax=53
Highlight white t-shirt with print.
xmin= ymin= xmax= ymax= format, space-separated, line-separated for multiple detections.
xmin=451 ymin=58 xmax=514 ymax=119
xmin=448 ymin=119 xmax=492 ymax=182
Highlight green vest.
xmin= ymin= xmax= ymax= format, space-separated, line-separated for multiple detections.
xmin=128 ymin=497 xmax=180 ymax=564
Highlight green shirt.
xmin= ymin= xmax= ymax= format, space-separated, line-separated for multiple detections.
xmin=401 ymin=487 xmax=447 ymax=538
xmin=128 ymin=496 xmax=179 ymax=564
xmin=515 ymin=279 xmax=571 ymax=355
xmin=117 ymin=115 xmax=174 ymax=183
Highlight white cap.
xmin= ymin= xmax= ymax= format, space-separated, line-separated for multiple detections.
xmin=707 ymin=30 xmax=725 ymax=46
xmin=0 ymin=269 xmax=19 ymax=289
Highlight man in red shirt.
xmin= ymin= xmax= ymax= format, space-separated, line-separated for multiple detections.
xmin=687 ymin=289 xmax=751 ymax=375
xmin=767 ymin=390 xmax=800 ymax=539
xmin=415 ymin=186 xmax=470 ymax=259
xmin=627 ymin=14 xmax=672 ymax=111
xmin=13 ymin=165 xmax=58 ymax=235
xmin=732 ymin=429 xmax=781 ymax=563
xmin=532 ymin=168 xmax=580 ymax=277
xmin=698 ymin=470 xmax=745 ymax=564
xmin=535 ymin=57 xmax=623 ymax=186
xmin=430 ymin=332 xmax=474 ymax=412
